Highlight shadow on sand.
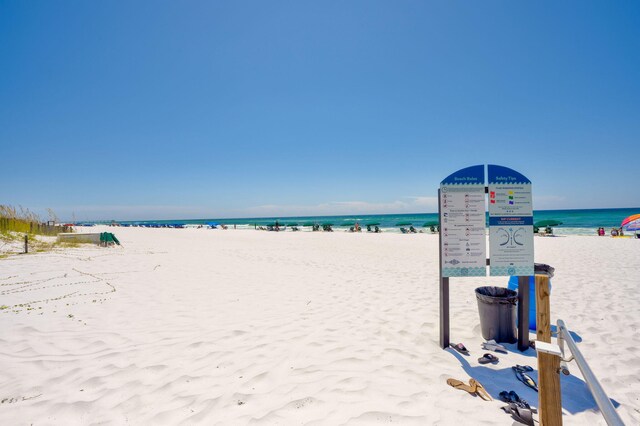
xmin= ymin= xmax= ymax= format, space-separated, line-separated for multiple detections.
xmin=447 ymin=348 xmax=619 ymax=416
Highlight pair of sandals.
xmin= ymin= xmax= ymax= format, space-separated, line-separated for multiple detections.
xmin=450 ymin=343 xmax=499 ymax=364
xmin=499 ymin=390 xmax=536 ymax=425
xmin=499 ymin=390 xmax=535 ymax=411
xmin=446 ymin=378 xmax=492 ymax=401
xmin=512 ymin=365 xmax=538 ymax=392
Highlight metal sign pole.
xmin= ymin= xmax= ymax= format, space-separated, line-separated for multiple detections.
xmin=517 ymin=276 xmax=530 ymax=351
xmin=438 ymin=188 xmax=450 ymax=349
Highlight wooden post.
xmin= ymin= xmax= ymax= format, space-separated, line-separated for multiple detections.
xmin=24 ymin=234 xmax=28 ymax=254
xmin=536 ymin=274 xmax=562 ymax=425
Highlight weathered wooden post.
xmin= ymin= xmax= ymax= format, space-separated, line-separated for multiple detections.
xmin=536 ymin=272 xmax=562 ymax=425
xmin=24 ymin=234 xmax=28 ymax=254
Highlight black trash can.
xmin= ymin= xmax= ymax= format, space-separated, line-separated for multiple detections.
xmin=475 ymin=286 xmax=518 ymax=343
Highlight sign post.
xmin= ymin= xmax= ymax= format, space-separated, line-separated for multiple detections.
xmin=439 ymin=165 xmax=534 ymax=351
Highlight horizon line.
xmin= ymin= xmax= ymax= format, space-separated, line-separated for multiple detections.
xmin=78 ymin=206 xmax=640 ymax=223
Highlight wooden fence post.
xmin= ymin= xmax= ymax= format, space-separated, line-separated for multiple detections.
xmin=536 ymin=274 xmax=562 ymax=425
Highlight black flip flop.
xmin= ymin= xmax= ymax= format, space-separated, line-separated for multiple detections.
xmin=514 ymin=364 xmax=533 ymax=372
xmin=499 ymin=391 xmax=512 ymax=403
xmin=478 ymin=353 xmax=499 ymax=364
xmin=449 ymin=343 xmax=469 ymax=355
xmin=512 ymin=367 xmax=538 ymax=392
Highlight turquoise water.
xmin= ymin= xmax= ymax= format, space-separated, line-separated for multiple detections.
xmin=109 ymin=208 xmax=639 ymax=235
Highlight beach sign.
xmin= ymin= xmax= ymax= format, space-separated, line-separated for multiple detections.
xmin=487 ymin=165 xmax=534 ymax=276
xmin=439 ymin=165 xmax=487 ymax=277
xmin=438 ymin=164 xmax=534 ymax=352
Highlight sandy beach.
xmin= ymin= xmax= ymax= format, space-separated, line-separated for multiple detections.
xmin=0 ymin=227 xmax=638 ymax=425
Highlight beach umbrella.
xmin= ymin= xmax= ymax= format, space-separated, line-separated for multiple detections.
xmin=396 ymin=222 xmax=412 ymax=226
xmin=534 ymin=220 xmax=563 ymax=227
xmin=621 ymin=214 xmax=640 ymax=231
xmin=422 ymin=221 xmax=439 ymax=227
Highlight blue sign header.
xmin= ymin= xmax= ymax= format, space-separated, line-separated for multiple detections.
xmin=440 ymin=165 xmax=485 ymax=185
xmin=487 ymin=164 xmax=531 ymax=185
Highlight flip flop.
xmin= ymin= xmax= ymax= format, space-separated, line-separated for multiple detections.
xmin=499 ymin=391 xmax=512 ymax=403
xmin=482 ymin=339 xmax=508 ymax=354
xmin=478 ymin=353 xmax=499 ymax=364
xmin=512 ymin=367 xmax=538 ymax=392
xmin=514 ymin=364 xmax=533 ymax=372
xmin=501 ymin=403 xmax=534 ymax=426
xmin=508 ymin=391 xmax=534 ymax=410
xmin=449 ymin=343 xmax=470 ymax=355
xmin=446 ymin=378 xmax=475 ymax=394
xmin=469 ymin=378 xmax=493 ymax=401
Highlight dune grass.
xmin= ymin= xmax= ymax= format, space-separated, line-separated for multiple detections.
xmin=0 ymin=205 xmax=72 ymax=237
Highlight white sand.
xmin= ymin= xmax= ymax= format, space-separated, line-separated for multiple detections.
xmin=0 ymin=227 xmax=638 ymax=425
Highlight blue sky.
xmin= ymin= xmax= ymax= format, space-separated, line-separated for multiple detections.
xmin=1 ymin=1 xmax=639 ymax=221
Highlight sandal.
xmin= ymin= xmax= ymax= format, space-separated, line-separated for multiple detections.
xmin=469 ymin=378 xmax=492 ymax=401
xmin=501 ymin=403 xmax=534 ymax=426
xmin=478 ymin=353 xmax=499 ymax=364
xmin=512 ymin=367 xmax=538 ymax=392
xmin=501 ymin=390 xmax=536 ymax=412
xmin=447 ymin=378 xmax=475 ymax=394
xmin=482 ymin=339 xmax=508 ymax=354
xmin=449 ymin=343 xmax=470 ymax=355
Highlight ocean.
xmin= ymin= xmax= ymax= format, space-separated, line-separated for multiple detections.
xmin=107 ymin=208 xmax=639 ymax=236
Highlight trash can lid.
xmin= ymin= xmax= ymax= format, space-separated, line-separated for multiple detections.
xmin=475 ymin=286 xmax=518 ymax=305
xmin=534 ymin=263 xmax=555 ymax=278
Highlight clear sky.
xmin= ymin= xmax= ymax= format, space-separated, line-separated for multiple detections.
xmin=1 ymin=1 xmax=639 ymax=221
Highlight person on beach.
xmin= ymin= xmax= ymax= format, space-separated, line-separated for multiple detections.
xmin=355 ymin=222 xmax=361 ymax=232
xmin=611 ymin=228 xmax=619 ymax=236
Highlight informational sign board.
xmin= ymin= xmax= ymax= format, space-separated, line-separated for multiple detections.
xmin=438 ymin=164 xmax=533 ymax=352
xmin=487 ymin=165 xmax=534 ymax=276
xmin=440 ymin=165 xmax=487 ymax=277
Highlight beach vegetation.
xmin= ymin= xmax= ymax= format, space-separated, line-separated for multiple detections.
xmin=0 ymin=205 xmax=79 ymax=257
xmin=0 ymin=205 xmax=72 ymax=237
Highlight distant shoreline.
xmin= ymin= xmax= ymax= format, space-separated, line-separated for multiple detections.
xmin=76 ymin=207 xmax=639 ymax=231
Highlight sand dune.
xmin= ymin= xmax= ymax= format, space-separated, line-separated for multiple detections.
xmin=1 ymin=227 xmax=638 ymax=424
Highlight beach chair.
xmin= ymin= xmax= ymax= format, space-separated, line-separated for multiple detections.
xmin=400 ymin=227 xmax=409 ymax=234
xmin=99 ymin=232 xmax=121 ymax=247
